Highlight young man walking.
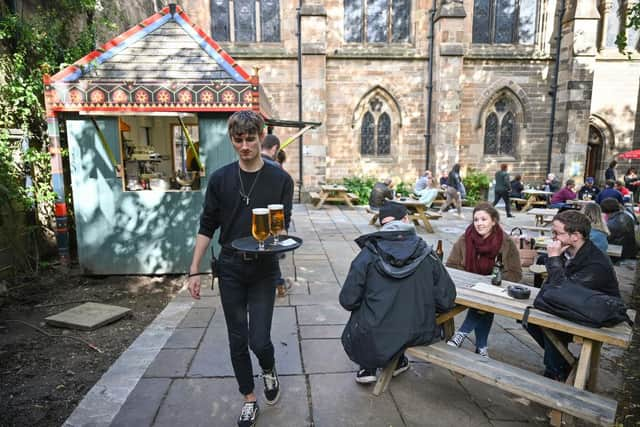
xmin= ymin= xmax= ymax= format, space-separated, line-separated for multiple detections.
xmin=188 ymin=111 xmax=294 ymax=427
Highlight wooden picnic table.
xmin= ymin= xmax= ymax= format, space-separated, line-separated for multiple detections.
xmin=567 ymin=198 xmax=595 ymax=207
xmin=393 ymin=198 xmax=442 ymax=233
xmin=533 ymin=237 xmax=623 ymax=258
xmin=314 ymin=185 xmax=356 ymax=208
xmin=374 ymin=268 xmax=633 ymax=426
xmin=521 ymin=189 xmax=553 ymax=211
xmin=527 ymin=207 xmax=559 ymax=226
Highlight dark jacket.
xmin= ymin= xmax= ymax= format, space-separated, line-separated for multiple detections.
xmin=339 ymin=223 xmax=457 ymax=368
xmin=577 ymin=185 xmax=600 ymax=200
xmin=605 ymin=167 xmax=616 ymax=181
xmin=447 ymin=171 xmax=461 ymax=191
xmin=545 ymin=239 xmax=620 ymax=297
xmin=596 ymin=187 xmax=623 ymax=205
xmin=369 ymin=182 xmax=394 ymax=208
xmin=606 ymin=211 xmax=638 ymax=259
xmin=494 ymin=170 xmax=510 ymax=193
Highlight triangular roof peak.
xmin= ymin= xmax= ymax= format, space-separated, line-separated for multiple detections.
xmin=50 ymin=4 xmax=251 ymax=84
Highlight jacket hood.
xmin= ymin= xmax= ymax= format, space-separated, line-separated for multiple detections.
xmin=355 ymin=221 xmax=431 ymax=279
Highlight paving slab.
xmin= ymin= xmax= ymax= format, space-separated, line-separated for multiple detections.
xmin=310 ymin=373 xmax=404 ymax=427
xmin=297 ymin=304 xmax=349 ymax=325
xmin=178 ymin=307 xmax=215 ymax=328
xmin=144 ymin=349 xmax=195 ymax=378
xmin=299 ymin=325 xmax=344 ymax=340
xmin=164 ymin=327 xmax=206 ymax=349
xmin=110 ymin=378 xmax=171 ymax=427
xmin=45 ymin=302 xmax=131 ymax=330
xmin=301 ymin=339 xmax=357 ymax=374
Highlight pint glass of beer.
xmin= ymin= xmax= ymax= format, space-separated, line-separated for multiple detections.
xmin=268 ymin=204 xmax=284 ymax=244
xmin=252 ymin=208 xmax=270 ymax=250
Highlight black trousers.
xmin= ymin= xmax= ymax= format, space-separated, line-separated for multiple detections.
xmin=218 ymin=250 xmax=279 ymax=395
xmin=493 ymin=190 xmax=512 ymax=215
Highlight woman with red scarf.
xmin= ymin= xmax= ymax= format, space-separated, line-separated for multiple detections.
xmin=444 ymin=203 xmax=522 ymax=358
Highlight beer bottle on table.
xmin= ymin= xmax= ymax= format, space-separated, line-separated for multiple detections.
xmin=436 ymin=239 xmax=444 ymax=261
xmin=491 ymin=253 xmax=503 ymax=286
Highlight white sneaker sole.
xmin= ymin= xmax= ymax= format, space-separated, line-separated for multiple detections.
xmin=355 ymin=375 xmax=377 ymax=384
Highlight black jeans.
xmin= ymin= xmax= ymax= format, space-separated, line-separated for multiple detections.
xmin=218 ymin=250 xmax=279 ymax=395
xmin=493 ymin=190 xmax=512 ymax=215
xmin=525 ymin=324 xmax=572 ymax=380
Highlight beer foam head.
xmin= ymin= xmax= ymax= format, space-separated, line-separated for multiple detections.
xmin=268 ymin=204 xmax=284 ymax=210
xmin=252 ymin=208 xmax=269 ymax=215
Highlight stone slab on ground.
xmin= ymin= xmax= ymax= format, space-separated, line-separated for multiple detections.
xmin=45 ymin=302 xmax=131 ymax=330
xmin=301 ymin=339 xmax=357 ymax=374
xmin=110 ymin=378 xmax=171 ymax=427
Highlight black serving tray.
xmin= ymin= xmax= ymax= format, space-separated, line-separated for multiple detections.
xmin=231 ymin=235 xmax=303 ymax=254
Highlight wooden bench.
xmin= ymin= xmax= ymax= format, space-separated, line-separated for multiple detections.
xmin=309 ymin=191 xmax=321 ymax=202
xmin=365 ymin=206 xmax=379 ymax=225
xmin=510 ymin=197 xmax=528 ymax=207
xmin=520 ymin=225 xmax=552 ymax=235
xmin=346 ymin=192 xmax=359 ymax=202
xmin=394 ymin=342 xmax=616 ymax=427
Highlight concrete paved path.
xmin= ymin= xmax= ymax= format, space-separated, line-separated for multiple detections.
xmin=64 ymin=204 xmax=635 ymax=427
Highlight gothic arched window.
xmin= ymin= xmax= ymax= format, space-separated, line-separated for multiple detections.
xmin=210 ymin=0 xmax=281 ymax=42
xmin=360 ymin=97 xmax=393 ymax=156
xmin=344 ymin=0 xmax=410 ymax=43
xmin=483 ymin=97 xmax=517 ymax=156
xmin=472 ymin=0 xmax=536 ymax=45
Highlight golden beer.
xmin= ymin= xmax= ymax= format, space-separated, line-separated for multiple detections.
xmin=268 ymin=204 xmax=284 ymax=244
xmin=252 ymin=208 xmax=270 ymax=250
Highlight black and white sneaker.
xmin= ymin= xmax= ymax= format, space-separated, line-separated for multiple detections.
xmin=393 ymin=355 xmax=410 ymax=377
xmin=355 ymin=368 xmax=377 ymax=384
xmin=262 ymin=366 xmax=280 ymax=405
xmin=237 ymin=401 xmax=259 ymax=427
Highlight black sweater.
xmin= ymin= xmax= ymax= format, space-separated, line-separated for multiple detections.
xmin=198 ymin=161 xmax=294 ymax=248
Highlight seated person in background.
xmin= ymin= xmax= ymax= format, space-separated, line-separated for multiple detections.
xmin=549 ymin=179 xmax=577 ymax=209
xmin=446 ymin=203 xmax=522 ymax=358
xmin=414 ymin=170 xmax=432 ymax=193
xmin=414 ymin=170 xmax=440 ymax=208
xmin=526 ymin=210 xmax=620 ymax=381
xmin=596 ymin=179 xmax=623 ymax=205
xmin=543 ymin=173 xmax=560 ymax=193
xmin=340 ymin=202 xmax=457 ymax=384
xmin=582 ymin=203 xmax=609 ymax=254
xmin=577 ymin=177 xmax=600 ymax=200
xmin=439 ymin=171 xmax=448 ymax=187
xmin=601 ymin=197 xmax=638 ymax=259
xmin=615 ymin=180 xmax=632 ymax=203
xmin=369 ymin=178 xmax=394 ymax=210
xmin=509 ymin=174 xmax=524 ymax=200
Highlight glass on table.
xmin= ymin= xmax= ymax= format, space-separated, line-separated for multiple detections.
xmin=268 ymin=204 xmax=284 ymax=245
xmin=252 ymin=208 xmax=270 ymax=250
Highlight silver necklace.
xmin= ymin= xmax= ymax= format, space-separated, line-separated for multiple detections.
xmin=238 ymin=165 xmax=262 ymax=206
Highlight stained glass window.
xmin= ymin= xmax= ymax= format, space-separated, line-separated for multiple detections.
xmin=344 ymin=0 xmax=409 ymax=43
xmin=484 ymin=113 xmax=498 ymax=154
xmin=472 ymin=0 xmax=491 ymax=43
xmin=211 ymin=0 xmax=230 ymax=41
xmin=472 ymin=0 xmax=536 ymax=44
xmin=377 ymin=113 xmax=391 ymax=155
xmin=361 ymin=112 xmax=376 ymax=155
xmin=344 ymin=0 xmax=364 ymax=42
xmin=261 ymin=0 xmax=280 ymax=42
xmin=234 ymin=0 xmax=256 ymax=42
xmin=500 ymin=111 xmax=515 ymax=155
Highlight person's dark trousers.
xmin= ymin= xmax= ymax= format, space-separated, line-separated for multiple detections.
xmin=525 ymin=324 xmax=571 ymax=380
xmin=218 ymin=250 xmax=279 ymax=395
xmin=493 ymin=190 xmax=512 ymax=216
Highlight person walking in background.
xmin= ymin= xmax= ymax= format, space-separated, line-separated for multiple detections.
xmin=582 ymin=203 xmax=609 ymax=254
xmin=369 ymin=178 xmax=395 ymax=210
xmin=493 ymin=164 xmax=514 ymax=218
xmin=340 ymin=202 xmax=457 ymax=384
xmin=445 ymin=203 xmax=522 ymax=358
xmin=440 ymin=164 xmax=464 ymax=218
xmin=549 ymin=179 xmax=577 ymax=209
xmin=577 ymin=177 xmax=599 ymax=200
xmin=187 ymin=111 xmax=293 ymax=427
xmin=605 ymin=160 xmax=617 ymax=181
xmin=596 ymin=180 xmax=623 ymax=205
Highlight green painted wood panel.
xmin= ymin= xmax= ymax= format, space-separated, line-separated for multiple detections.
xmin=66 ymin=114 xmax=235 ymax=275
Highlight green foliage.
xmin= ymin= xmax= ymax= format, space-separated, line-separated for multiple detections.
xmin=615 ymin=3 xmax=640 ymax=56
xmin=0 ymin=2 xmax=99 ymax=218
xmin=394 ymin=181 xmax=412 ymax=197
xmin=341 ymin=176 xmax=377 ymax=205
xmin=462 ymin=170 xmax=490 ymax=206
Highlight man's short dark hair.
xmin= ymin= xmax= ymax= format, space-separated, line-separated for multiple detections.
xmin=553 ymin=210 xmax=591 ymax=239
xmin=227 ymin=110 xmax=264 ymax=137
xmin=262 ymin=134 xmax=280 ymax=151
xmin=565 ymin=179 xmax=575 ymax=186
xmin=600 ymin=197 xmax=622 ymax=214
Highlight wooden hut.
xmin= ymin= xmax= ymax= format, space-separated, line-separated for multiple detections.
xmin=43 ymin=4 xmax=272 ymax=274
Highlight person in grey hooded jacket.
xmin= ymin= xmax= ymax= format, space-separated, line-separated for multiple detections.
xmin=339 ymin=202 xmax=457 ymax=384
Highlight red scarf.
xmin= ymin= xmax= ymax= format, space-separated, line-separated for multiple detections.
xmin=464 ymin=224 xmax=504 ymax=275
